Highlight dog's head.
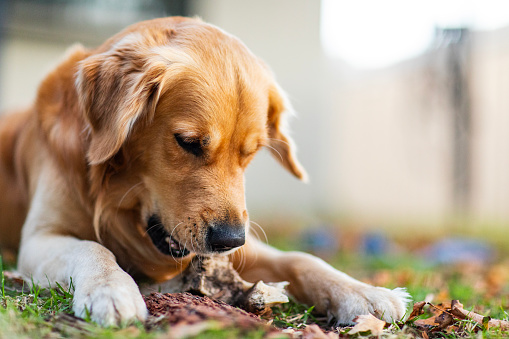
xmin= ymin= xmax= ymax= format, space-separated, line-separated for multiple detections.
xmin=76 ymin=17 xmax=306 ymax=258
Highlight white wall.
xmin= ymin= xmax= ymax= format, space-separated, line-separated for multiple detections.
xmin=0 ymin=38 xmax=68 ymax=112
xmin=330 ymin=61 xmax=453 ymax=221
xmin=470 ymin=28 xmax=509 ymax=221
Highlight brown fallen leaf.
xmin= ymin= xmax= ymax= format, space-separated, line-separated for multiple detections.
xmin=411 ymin=302 xmax=462 ymax=334
xmin=450 ymin=300 xmax=509 ymax=330
xmin=409 ymin=299 xmax=509 ymax=337
xmin=414 ymin=315 xmax=440 ymax=328
xmin=348 ymin=314 xmax=386 ymax=336
xmin=408 ymin=301 xmax=426 ymax=320
xmin=433 ymin=312 xmax=454 ymax=331
xmin=2 ymin=271 xmax=29 ymax=293
xmin=427 ymin=302 xmax=450 ymax=316
xmin=437 ymin=302 xmax=453 ymax=315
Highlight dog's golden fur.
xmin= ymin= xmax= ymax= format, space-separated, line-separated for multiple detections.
xmin=0 ymin=17 xmax=409 ymax=325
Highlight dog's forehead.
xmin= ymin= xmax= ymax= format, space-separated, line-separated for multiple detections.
xmin=163 ymin=79 xmax=269 ymax=143
xmin=156 ymin=61 xmax=271 ymax=144
xmin=134 ymin=20 xmax=276 ymax=149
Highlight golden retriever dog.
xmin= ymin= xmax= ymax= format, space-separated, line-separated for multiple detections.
xmin=0 ymin=17 xmax=409 ymax=326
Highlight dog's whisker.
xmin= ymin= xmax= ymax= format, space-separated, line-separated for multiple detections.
xmin=191 ymin=236 xmax=199 ymax=258
xmin=263 ymin=144 xmax=284 ymax=162
xmin=169 ymin=222 xmax=183 ymax=242
xmin=182 ymin=238 xmax=193 ymax=271
xmin=117 ymin=182 xmax=143 ymax=209
xmin=187 ymin=240 xmax=198 ymax=273
xmin=249 ymin=223 xmax=262 ymax=245
xmin=250 ymin=226 xmax=261 ymax=243
xmin=112 ymin=183 xmax=143 ymax=226
xmin=238 ymin=247 xmax=247 ymax=274
xmin=143 ymin=222 xmax=164 ymax=236
xmin=230 ymin=242 xmax=247 ymax=274
xmin=168 ymin=222 xmax=184 ymax=263
xmin=188 ymin=235 xmax=198 ymax=272
xmin=231 ymin=248 xmax=240 ymax=272
xmin=249 ymin=220 xmax=269 ymax=245
xmin=242 ymin=248 xmax=248 ymax=274
xmin=266 ymin=137 xmax=291 ymax=147
xmin=237 ymin=251 xmax=243 ymax=274
xmin=242 ymin=247 xmax=249 ymax=274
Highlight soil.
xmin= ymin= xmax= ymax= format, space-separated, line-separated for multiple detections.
xmin=143 ymin=292 xmax=271 ymax=330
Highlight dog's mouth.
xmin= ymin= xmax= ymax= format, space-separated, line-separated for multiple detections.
xmin=146 ymin=214 xmax=190 ymax=258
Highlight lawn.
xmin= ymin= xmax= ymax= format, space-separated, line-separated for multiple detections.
xmin=1 ymin=224 xmax=508 ymax=338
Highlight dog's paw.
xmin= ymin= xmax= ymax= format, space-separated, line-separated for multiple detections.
xmin=73 ymin=270 xmax=148 ymax=326
xmin=326 ymin=284 xmax=411 ymax=325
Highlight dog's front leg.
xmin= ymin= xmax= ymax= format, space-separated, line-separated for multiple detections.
xmin=17 ymin=175 xmax=147 ymax=326
xmin=232 ymin=236 xmax=410 ymax=325
xmin=18 ymin=234 xmax=147 ymax=326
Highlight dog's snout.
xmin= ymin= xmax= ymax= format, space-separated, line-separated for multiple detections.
xmin=206 ymin=224 xmax=245 ymax=252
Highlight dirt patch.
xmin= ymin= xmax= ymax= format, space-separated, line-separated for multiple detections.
xmin=143 ymin=292 xmax=270 ymax=331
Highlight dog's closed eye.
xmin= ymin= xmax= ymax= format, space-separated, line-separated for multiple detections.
xmin=174 ymin=133 xmax=204 ymax=157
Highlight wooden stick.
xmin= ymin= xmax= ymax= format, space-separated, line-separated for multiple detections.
xmin=450 ymin=300 xmax=509 ymax=330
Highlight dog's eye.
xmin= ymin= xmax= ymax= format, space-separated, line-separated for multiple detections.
xmin=174 ymin=134 xmax=203 ymax=156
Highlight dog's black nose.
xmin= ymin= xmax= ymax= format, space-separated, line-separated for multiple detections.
xmin=206 ymin=224 xmax=245 ymax=252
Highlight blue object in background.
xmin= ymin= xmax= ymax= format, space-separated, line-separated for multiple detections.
xmin=362 ymin=231 xmax=389 ymax=256
xmin=422 ymin=237 xmax=494 ymax=265
xmin=300 ymin=225 xmax=339 ymax=259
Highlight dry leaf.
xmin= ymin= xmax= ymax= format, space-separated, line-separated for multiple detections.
xmin=434 ymin=312 xmax=454 ymax=331
xmin=2 ymin=271 xmax=29 ymax=293
xmin=414 ymin=315 xmax=439 ymax=328
xmin=437 ymin=301 xmax=452 ymax=310
xmin=349 ymin=314 xmax=386 ymax=336
xmin=408 ymin=301 xmax=426 ymax=320
xmin=412 ymin=304 xmax=458 ymax=333
xmin=409 ymin=299 xmax=509 ymax=337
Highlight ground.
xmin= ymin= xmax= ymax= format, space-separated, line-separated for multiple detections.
xmin=0 ymin=221 xmax=508 ymax=338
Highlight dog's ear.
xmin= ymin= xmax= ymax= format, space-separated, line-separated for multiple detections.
xmin=267 ymin=85 xmax=308 ymax=182
xmin=76 ymin=45 xmax=166 ymax=165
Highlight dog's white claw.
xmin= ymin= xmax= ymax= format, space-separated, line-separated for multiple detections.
xmin=327 ymin=285 xmax=411 ymax=326
xmin=72 ymin=271 xmax=148 ymax=326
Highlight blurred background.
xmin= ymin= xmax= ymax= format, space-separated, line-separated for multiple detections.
xmin=1 ymin=0 xmax=509 ymax=251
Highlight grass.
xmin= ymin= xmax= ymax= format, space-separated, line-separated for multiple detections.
xmin=0 ymin=228 xmax=508 ymax=338
xmin=271 ymin=300 xmax=318 ymax=329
